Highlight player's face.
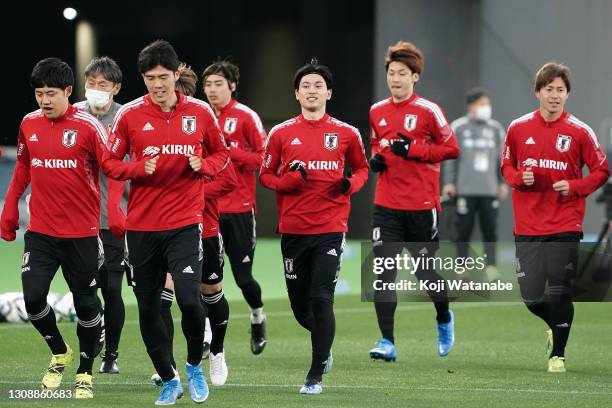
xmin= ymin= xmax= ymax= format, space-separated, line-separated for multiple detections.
xmin=34 ymin=86 xmax=72 ymax=119
xmin=85 ymin=73 xmax=121 ymax=95
xmin=295 ymin=73 xmax=331 ymax=112
xmin=142 ymin=65 xmax=179 ymax=107
xmin=204 ymin=74 xmax=234 ymax=108
xmin=386 ymin=61 xmax=419 ymax=102
xmin=536 ymin=77 xmax=569 ymax=117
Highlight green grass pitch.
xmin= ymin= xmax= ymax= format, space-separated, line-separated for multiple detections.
xmin=0 ymin=239 xmax=611 ymax=407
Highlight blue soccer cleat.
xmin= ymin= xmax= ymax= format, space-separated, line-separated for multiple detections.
xmin=299 ymin=379 xmax=323 ymax=395
xmin=185 ymin=363 xmax=209 ymax=403
xmin=369 ymin=338 xmax=397 ymax=362
xmin=437 ymin=310 xmax=455 ymax=357
xmin=155 ymin=378 xmax=183 ymax=406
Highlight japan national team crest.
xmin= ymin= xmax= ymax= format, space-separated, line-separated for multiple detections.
xmin=404 ymin=114 xmax=418 ymax=131
xmin=324 ymin=133 xmax=339 ymax=151
xmin=284 ymin=258 xmax=294 ymax=273
xmin=556 ymin=134 xmax=572 ymax=152
xmin=182 ymin=116 xmax=196 ymax=135
xmin=224 ymin=117 xmax=238 ymax=134
xmin=62 ymin=129 xmax=77 ymax=148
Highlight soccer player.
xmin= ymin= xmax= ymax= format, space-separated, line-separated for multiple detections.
xmin=0 ymin=57 xmax=109 ymax=398
xmin=74 ymin=56 xmax=127 ymax=374
xmin=368 ymin=41 xmax=460 ymax=361
xmin=202 ymin=60 xmax=268 ymax=354
xmin=260 ymin=59 xmax=369 ymax=394
xmin=442 ymin=87 xmax=509 ymax=278
xmin=501 ymin=62 xmax=609 ymax=373
xmin=101 ymin=40 xmax=229 ymax=405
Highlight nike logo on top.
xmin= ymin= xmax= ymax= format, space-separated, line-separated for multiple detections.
xmin=327 ymin=248 xmax=338 ymax=256
xmin=378 ymin=118 xmax=387 ymax=126
xmin=291 ymin=137 xmax=302 ymax=145
xmin=525 ymin=137 xmax=535 ymax=144
xmin=183 ymin=265 xmax=195 ymax=274
xmin=143 ymin=122 xmax=155 ymax=131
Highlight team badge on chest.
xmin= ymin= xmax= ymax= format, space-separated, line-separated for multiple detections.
xmin=224 ymin=117 xmax=238 ymax=134
xmin=182 ymin=116 xmax=196 ymax=135
xmin=556 ymin=134 xmax=572 ymax=152
xmin=62 ymin=129 xmax=78 ymax=148
xmin=404 ymin=114 xmax=418 ymax=131
xmin=324 ymin=133 xmax=338 ymax=151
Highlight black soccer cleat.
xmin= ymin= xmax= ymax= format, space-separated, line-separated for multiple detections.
xmin=202 ymin=341 xmax=211 ymax=360
xmin=250 ymin=319 xmax=267 ymax=355
xmin=99 ymin=351 xmax=119 ymax=374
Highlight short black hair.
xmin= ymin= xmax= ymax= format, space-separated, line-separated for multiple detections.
xmin=30 ymin=57 xmax=74 ymax=89
xmin=84 ymin=56 xmax=123 ymax=84
xmin=202 ymin=60 xmax=240 ymax=92
xmin=293 ymin=58 xmax=333 ymax=90
xmin=137 ymin=40 xmax=180 ymax=74
xmin=466 ymin=87 xmax=489 ymax=104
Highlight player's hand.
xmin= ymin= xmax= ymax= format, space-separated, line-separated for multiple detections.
xmin=108 ymin=206 xmax=126 ymax=239
xmin=498 ymin=183 xmax=510 ymax=200
xmin=552 ymin=180 xmax=570 ymax=196
xmin=144 ymin=155 xmax=159 ymax=175
xmin=0 ymin=208 xmax=19 ymax=241
xmin=442 ymin=183 xmax=456 ymax=198
xmin=369 ymin=154 xmax=386 ymax=173
xmin=340 ymin=168 xmax=352 ymax=194
xmin=390 ymin=132 xmax=412 ymax=158
xmin=289 ymin=161 xmax=307 ymax=180
xmin=522 ymin=169 xmax=534 ymax=186
xmin=186 ymin=154 xmax=202 ymax=172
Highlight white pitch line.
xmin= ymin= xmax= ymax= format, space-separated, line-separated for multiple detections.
xmin=0 ymin=380 xmax=610 ymax=396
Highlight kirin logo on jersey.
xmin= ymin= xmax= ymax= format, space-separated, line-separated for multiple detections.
xmin=182 ymin=116 xmax=196 ymax=135
xmin=556 ymin=134 xmax=572 ymax=152
xmin=62 ymin=129 xmax=78 ymax=148
xmin=404 ymin=114 xmax=418 ymax=131
xmin=324 ymin=133 xmax=339 ymax=151
xmin=224 ymin=117 xmax=238 ymax=134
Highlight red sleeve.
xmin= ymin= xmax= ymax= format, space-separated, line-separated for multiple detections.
xmin=204 ymin=160 xmax=238 ymax=199
xmin=344 ymin=129 xmax=369 ymax=195
xmin=501 ymin=126 xmax=528 ymax=190
xmin=1 ymin=127 xmax=30 ymax=240
xmin=200 ymin=110 xmax=230 ymax=177
xmin=567 ymin=130 xmax=610 ymax=197
xmin=259 ymin=130 xmax=305 ymax=193
xmin=101 ymin=114 xmax=148 ymax=180
xmin=229 ymin=114 xmax=265 ymax=172
xmin=407 ymin=109 xmax=460 ymax=163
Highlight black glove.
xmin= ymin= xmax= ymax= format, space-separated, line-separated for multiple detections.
xmin=340 ymin=167 xmax=352 ymax=194
xmin=289 ymin=161 xmax=307 ymax=180
xmin=369 ymin=153 xmax=386 ymax=173
xmin=390 ymin=132 xmax=412 ymax=158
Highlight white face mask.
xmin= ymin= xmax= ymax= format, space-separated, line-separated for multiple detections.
xmin=474 ymin=104 xmax=492 ymax=121
xmin=85 ymin=88 xmax=112 ymax=109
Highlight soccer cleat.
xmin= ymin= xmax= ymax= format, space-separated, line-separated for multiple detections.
xmin=74 ymin=373 xmax=93 ymax=399
xmin=369 ymin=338 xmax=397 ymax=362
xmin=209 ymin=351 xmax=228 ymax=386
xmin=42 ymin=344 xmax=74 ymax=390
xmin=155 ymin=378 xmax=183 ymax=406
xmin=99 ymin=351 xmax=119 ymax=374
xmin=485 ymin=265 xmax=500 ymax=282
xmin=546 ymin=329 xmax=553 ymax=356
xmin=323 ymin=350 xmax=333 ymax=374
xmin=437 ymin=310 xmax=455 ymax=357
xmin=185 ymin=363 xmax=209 ymax=403
xmin=548 ymin=356 xmax=566 ymax=373
xmin=202 ymin=342 xmax=211 ymax=360
xmin=299 ymin=379 xmax=323 ymax=395
xmin=250 ymin=318 xmax=267 ymax=355
xmin=151 ymin=367 xmax=179 ymax=387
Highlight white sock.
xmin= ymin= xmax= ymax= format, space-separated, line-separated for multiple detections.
xmin=204 ymin=317 xmax=212 ymax=343
xmin=250 ymin=307 xmax=265 ymax=324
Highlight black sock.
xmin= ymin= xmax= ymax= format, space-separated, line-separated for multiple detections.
xmin=307 ymin=299 xmax=335 ymax=381
xmin=174 ymin=280 xmax=205 ymax=365
xmin=202 ymin=291 xmax=229 ymax=355
xmin=374 ymin=301 xmax=396 ymax=344
xmin=101 ymin=273 xmax=125 ymax=354
xmin=28 ymin=303 xmax=67 ymax=354
xmin=239 ymin=279 xmax=263 ymax=309
xmin=76 ymin=311 xmax=102 ymax=374
xmin=434 ymin=301 xmax=450 ymax=324
xmin=526 ymin=302 xmax=551 ymax=328
xmin=549 ymin=301 xmax=574 ymax=357
xmin=136 ymin=291 xmax=174 ymax=381
xmin=160 ymin=288 xmax=176 ymax=369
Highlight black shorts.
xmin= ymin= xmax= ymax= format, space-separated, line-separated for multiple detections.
xmin=281 ymin=233 xmax=345 ymax=302
xmin=515 ymin=232 xmax=581 ymax=303
xmin=372 ymin=205 xmax=439 ymax=255
xmin=125 ymin=224 xmax=203 ymax=293
xmin=22 ymin=230 xmax=102 ymax=294
xmin=99 ymin=229 xmax=125 ymax=287
xmin=202 ymin=234 xmax=224 ymax=285
xmin=220 ymin=210 xmax=256 ymax=266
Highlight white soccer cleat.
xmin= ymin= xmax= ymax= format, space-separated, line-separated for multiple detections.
xmin=209 ymin=351 xmax=228 ymax=386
